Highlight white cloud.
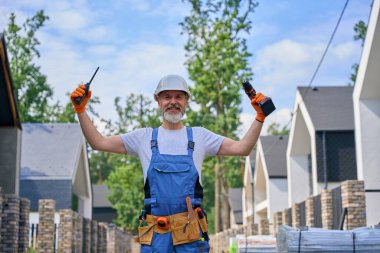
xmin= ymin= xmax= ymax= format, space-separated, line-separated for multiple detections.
xmin=50 ymin=10 xmax=90 ymax=31
xmin=34 ymin=35 xmax=187 ymax=121
xmin=237 ymin=112 xmax=256 ymax=138
xmin=124 ymin=0 xmax=150 ymax=12
xmin=252 ymin=38 xmax=362 ymax=99
xmin=328 ymin=41 xmax=358 ymax=62
xmin=86 ymin=44 xmax=117 ymax=56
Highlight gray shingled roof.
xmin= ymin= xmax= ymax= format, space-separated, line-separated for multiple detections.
xmin=21 ymin=123 xmax=84 ymax=179
xmin=228 ymin=187 xmax=243 ymax=224
xmin=298 ymin=86 xmax=354 ymax=131
xmin=260 ymin=135 xmax=288 ymax=178
xmin=93 ymin=184 xmax=113 ymax=208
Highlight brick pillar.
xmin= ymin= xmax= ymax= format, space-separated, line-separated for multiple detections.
xmin=341 ymin=180 xmax=366 ymax=229
xmin=37 ymin=199 xmax=55 ymax=253
xmin=272 ymin=211 xmax=283 ymax=236
xmin=1 ymin=194 xmax=20 ymax=253
xmin=246 ymin=216 xmax=257 ymax=236
xmin=98 ymin=222 xmax=107 ymax=253
xmin=74 ymin=213 xmax=83 ymax=252
xmin=321 ymin=189 xmax=333 ymax=229
xmin=259 ymin=218 xmax=269 ymax=235
xmin=306 ymin=196 xmax=314 ymax=227
xmin=18 ymin=198 xmax=30 ymax=253
xmin=282 ymin=208 xmax=291 ymax=226
xmin=107 ymin=225 xmax=116 ymax=253
xmin=291 ymin=203 xmax=300 ymax=228
xmin=58 ymin=209 xmax=74 ymax=253
xmin=83 ymin=218 xmax=91 ymax=253
xmin=91 ymin=220 xmax=98 ymax=253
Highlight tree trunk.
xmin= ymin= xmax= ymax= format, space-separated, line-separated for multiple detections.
xmin=214 ymin=161 xmax=221 ymax=232
xmin=221 ymin=167 xmax=230 ymax=230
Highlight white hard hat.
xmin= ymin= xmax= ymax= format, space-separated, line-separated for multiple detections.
xmin=154 ymin=75 xmax=190 ymax=97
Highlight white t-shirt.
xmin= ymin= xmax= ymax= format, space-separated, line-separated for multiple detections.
xmin=120 ymin=126 xmax=225 ymax=184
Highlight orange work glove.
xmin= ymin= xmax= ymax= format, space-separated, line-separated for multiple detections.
xmin=251 ymin=92 xmax=266 ymax=123
xmin=70 ymin=85 xmax=92 ymax=113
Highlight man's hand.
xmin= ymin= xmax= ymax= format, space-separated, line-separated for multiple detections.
xmin=251 ymin=93 xmax=266 ymax=123
xmin=70 ymin=85 xmax=91 ymax=113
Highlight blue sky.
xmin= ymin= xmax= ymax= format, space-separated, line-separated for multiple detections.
xmin=0 ymin=0 xmax=373 ymax=135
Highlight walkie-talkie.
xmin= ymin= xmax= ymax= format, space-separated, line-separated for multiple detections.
xmin=74 ymin=67 xmax=99 ymax=105
xmin=242 ymin=80 xmax=276 ymax=116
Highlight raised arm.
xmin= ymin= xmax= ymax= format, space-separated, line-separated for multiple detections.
xmin=217 ymin=93 xmax=266 ymax=156
xmin=71 ymin=85 xmax=126 ymax=154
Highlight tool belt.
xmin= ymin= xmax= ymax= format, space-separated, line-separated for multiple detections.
xmin=137 ymin=210 xmax=209 ymax=246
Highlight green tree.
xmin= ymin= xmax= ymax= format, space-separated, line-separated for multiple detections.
xmin=267 ymin=122 xmax=289 ymax=136
xmin=181 ymin=0 xmax=258 ymax=232
xmin=3 ymin=11 xmax=76 ymax=123
xmin=4 ymin=11 xmax=52 ymax=122
xmin=98 ymin=94 xmax=160 ymax=231
xmin=349 ymin=20 xmax=367 ymax=85
xmin=106 ymin=159 xmax=144 ymax=231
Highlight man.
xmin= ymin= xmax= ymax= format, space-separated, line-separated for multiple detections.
xmin=70 ymin=74 xmax=267 ymax=252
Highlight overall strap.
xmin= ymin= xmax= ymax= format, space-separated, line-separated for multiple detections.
xmin=186 ymin=127 xmax=195 ymax=156
xmin=150 ymin=128 xmax=159 ymax=154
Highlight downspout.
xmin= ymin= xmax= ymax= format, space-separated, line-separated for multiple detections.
xmin=323 ymin=131 xmax=328 ymax=189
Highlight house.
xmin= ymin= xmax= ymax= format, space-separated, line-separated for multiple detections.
xmin=228 ymin=187 xmax=243 ymax=228
xmin=92 ymin=184 xmax=117 ymax=223
xmin=287 ymin=86 xmax=357 ymax=206
xmin=353 ymin=0 xmax=380 ymax=227
xmin=0 ymin=33 xmax=22 ymax=195
xmin=242 ymin=151 xmax=255 ymax=227
xmin=20 ymin=123 xmax=92 ymax=223
xmin=254 ymin=136 xmax=288 ymax=226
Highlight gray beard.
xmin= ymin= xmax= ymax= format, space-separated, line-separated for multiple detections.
xmin=163 ymin=111 xmax=183 ymax=124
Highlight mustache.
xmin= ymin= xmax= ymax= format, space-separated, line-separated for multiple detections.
xmin=165 ymin=105 xmax=182 ymax=111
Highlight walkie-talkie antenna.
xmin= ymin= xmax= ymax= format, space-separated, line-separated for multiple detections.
xmin=75 ymin=67 xmax=99 ymax=105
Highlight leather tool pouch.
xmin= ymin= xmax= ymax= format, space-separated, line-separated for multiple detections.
xmin=171 ymin=216 xmax=201 ymax=245
xmin=197 ymin=214 xmax=208 ymax=234
xmin=138 ymin=222 xmax=154 ymax=245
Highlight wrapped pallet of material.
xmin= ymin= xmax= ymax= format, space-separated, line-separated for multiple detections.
xmin=236 ymin=234 xmax=277 ymax=253
xmin=277 ymin=225 xmax=380 ymax=253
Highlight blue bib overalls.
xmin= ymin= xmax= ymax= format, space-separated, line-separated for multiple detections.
xmin=141 ymin=127 xmax=210 ymax=253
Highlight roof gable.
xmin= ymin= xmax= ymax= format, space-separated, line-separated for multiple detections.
xmin=228 ymin=187 xmax=243 ymax=224
xmin=21 ymin=123 xmax=84 ymax=179
xmin=93 ymin=184 xmax=112 ymax=207
xmin=298 ymin=86 xmax=354 ymax=131
xmin=260 ymin=135 xmax=288 ymax=178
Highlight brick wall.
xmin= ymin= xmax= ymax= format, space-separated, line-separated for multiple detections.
xmin=74 ymin=213 xmax=83 ymax=251
xmin=58 ymin=209 xmax=75 ymax=252
xmin=259 ymin=218 xmax=269 ymax=235
xmin=245 ymin=215 xmax=257 ymax=236
xmin=38 ymin=199 xmax=55 ymax=253
xmin=83 ymin=218 xmax=91 ymax=253
xmin=291 ymin=202 xmax=300 ymax=228
xmin=272 ymin=211 xmax=283 ymax=236
xmin=0 ymin=194 xmax=133 ymax=252
xmin=283 ymin=180 xmax=366 ymax=230
xmin=1 ymin=194 xmax=20 ymax=252
xmin=321 ymin=189 xmax=333 ymax=229
xmin=306 ymin=196 xmax=314 ymax=227
xmin=19 ymin=198 xmax=30 ymax=253
xmin=91 ymin=220 xmax=98 ymax=252
xmin=341 ymin=180 xmax=366 ymax=229
xmin=282 ymin=208 xmax=292 ymax=226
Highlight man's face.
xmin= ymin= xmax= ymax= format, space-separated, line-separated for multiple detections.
xmin=157 ymin=90 xmax=188 ymax=124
